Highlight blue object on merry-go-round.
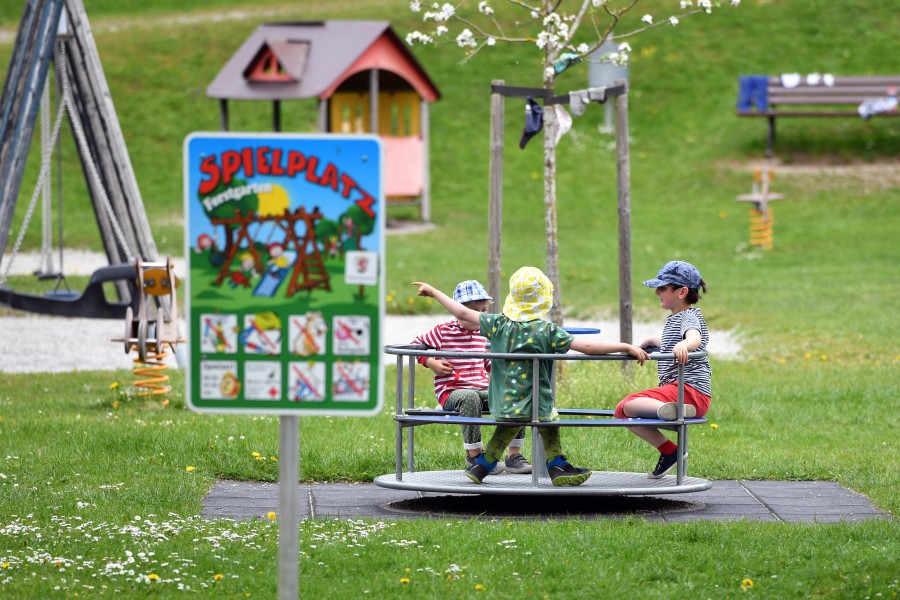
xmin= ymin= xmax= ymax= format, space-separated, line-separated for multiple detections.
xmin=563 ymin=327 xmax=601 ymax=335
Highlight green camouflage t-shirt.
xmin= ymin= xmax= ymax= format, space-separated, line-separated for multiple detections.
xmin=479 ymin=313 xmax=574 ymax=421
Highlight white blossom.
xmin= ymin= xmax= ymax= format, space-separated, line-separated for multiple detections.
xmin=486 ymin=36 xmax=496 ymax=46
xmin=544 ymin=66 xmax=555 ymax=79
xmin=669 ymin=16 xmax=679 ymax=25
xmin=531 ymin=10 xmax=539 ymax=19
xmin=478 ymin=1 xmax=494 ymax=16
xmin=591 ymin=0 xmax=607 ymax=6
xmin=641 ymin=14 xmax=653 ymax=24
xmin=731 ymin=0 xmax=741 ymax=5
xmin=409 ymin=0 xmax=421 ymax=12
xmin=698 ymin=0 xmax=712 ymax=13
xmin=455 ymin=28 xmax=477 ymax=48
xmin=576 ymin=43 xmax=590 ymax=54
xmin=435 ymin=25 xmax=448 ymax=36
xmin=405 ymin=31 xmax=433 ymax=45
xmin=618 ymin=42 xmax=632 ymax=53
xmin=680 ymin=1 xmax=692 ymax=8
xmin=424 ymin=3 xmax=455 ymax=22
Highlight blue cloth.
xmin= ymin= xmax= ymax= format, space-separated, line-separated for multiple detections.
xmin=737 ymin=75 xmax=769 ymax=111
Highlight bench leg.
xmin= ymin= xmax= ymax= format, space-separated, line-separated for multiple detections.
xmin=766 ymin=115 xmax=776 ymax=157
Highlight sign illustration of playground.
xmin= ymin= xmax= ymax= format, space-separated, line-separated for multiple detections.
xmin=183 ymin=134 xmax=384 ymax=416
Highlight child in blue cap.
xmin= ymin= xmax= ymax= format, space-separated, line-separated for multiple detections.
xmin=614 ymin=260 xmax=711 ymax=478
xmin=411 ymin=279 xmax=531 ymax=474
xmin=414 ymin=268 xmax=648 ymax=486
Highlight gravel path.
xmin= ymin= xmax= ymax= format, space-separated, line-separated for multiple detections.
xmin=0 ymin=252 xmax=741 ymax=373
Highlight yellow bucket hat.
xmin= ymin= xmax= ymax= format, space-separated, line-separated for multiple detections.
xmin=502 ymin=267 xmax=553 ymax=322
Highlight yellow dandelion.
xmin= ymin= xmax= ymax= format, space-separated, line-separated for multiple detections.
xmin=255 ymin=455 xmax=264 ymax=461
xmin=475 ymin=583 xmax=486 ymax=591
xmin=214 ymin=573 xmax=224 ymax=581
xmin=270 ymin=456 xmax=278 ymax=461
xmin=821 ymin=354 xmax=828 ymax=361
xmin=719 ymin=210 xmax=727 ymax=219
xmin=251 ymin=451 xmax=261 ymax=458
xmin=112 ymin=400 xmax=119 ymax=410
xmin=741 ymin=577 xmax=754 ymax=591
xmin=405 ymin=568 xmax=410 ymax=573
xmin=185 ymin=466 xmax=195 ymax=472
xmin=804 ymin=352 xmax=812 ymax=359
xmin=109 ymin=382 xmax=120 ymax=390
xmin=400 ymin=577 xmax=410 ymax=584
xmin=1 ymin=562 xmax=9 ymax=568
xmin=267 ymin=511 xmax=277 ymax=520
xmin=148 ymin=573 xmax=160 ymax=581
xmin=710 ymin=423 xmax=718 ymax=429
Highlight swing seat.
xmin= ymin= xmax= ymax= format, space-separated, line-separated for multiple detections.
xmin=0 ymin=263 xmax=140 ymax=319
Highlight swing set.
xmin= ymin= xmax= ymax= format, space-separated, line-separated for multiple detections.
xmin=209 ymin=206 xmax=331 ymax=297
xmin=0 ymin=0 xmax=162 ymax=320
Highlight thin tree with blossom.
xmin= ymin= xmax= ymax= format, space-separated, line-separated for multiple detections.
xmin=407 ymin=0 xmax=740 ymax=325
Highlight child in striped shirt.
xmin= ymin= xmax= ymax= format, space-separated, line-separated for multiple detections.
xmin=614 ymin=260 xmax=712 ymax=479
xmin=411 ymin=280 xmax=531 ymax=474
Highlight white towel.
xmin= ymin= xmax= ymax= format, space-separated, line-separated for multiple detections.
xmin=780 ymin=73 xmax=801 ymax=88
xmin=823 ymin=73 xmax=835 ymax=87
xmin=806 ymin=73 xmax=821 ymax=86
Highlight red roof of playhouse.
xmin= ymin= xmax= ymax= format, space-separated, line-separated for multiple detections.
xmin=206 ymin=21 xmax=440 ymax=102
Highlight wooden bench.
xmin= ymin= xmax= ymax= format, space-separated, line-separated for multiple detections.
xmin=736 ymin=75 xmax=900 ymax=156
xmin=377 ymin=344 xmax=711 ymax=495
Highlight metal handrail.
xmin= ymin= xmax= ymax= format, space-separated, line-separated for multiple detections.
xmin=386 ymin=343 xmax=708 ymax=487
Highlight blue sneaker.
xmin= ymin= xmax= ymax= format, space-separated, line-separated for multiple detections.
xmin=648 ymin=451 xmax=687 ymax=479
xmin=465 ymin=454 xmax=499 ymax=484
xmin=547 ymin=455 xmax=591 ymax=487
xmin=466 ymin=453 xmax=504 ymax=475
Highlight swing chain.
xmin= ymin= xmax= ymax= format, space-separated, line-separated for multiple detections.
xmin=0 ymin=41 xmax=137 ymax=289
xmin=0 ymin=50 xmax=70 ymax=289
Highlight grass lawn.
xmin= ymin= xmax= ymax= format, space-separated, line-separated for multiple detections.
xmin=0 ymin=0 xmax=898 ymax=597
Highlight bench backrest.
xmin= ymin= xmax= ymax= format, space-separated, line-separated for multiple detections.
xmin=738 ymin=75 xmax=900 ymax=115
xmin=768 ymin=76 xmax=899 ymax=109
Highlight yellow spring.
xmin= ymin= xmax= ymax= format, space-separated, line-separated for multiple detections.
xmin=749 ymin=208 xmax=774 ymax=249
xmin=132 ymin=347 xmax=171 ymax=397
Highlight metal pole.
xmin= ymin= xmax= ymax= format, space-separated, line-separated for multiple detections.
xmin=676 ymin=364 xmax=685 ymax=485
xmin=406 ymin=354 xmax=415 ymax=473
xmin=531 ymin=358 xmax=547 ymax=484
xmin=277 ymin=415 xmax=299 ymax=600
xmin=395 ymin=353 xmax=404 ymax=480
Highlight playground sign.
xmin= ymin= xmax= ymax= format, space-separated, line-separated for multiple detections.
xmin=183 ymin=133 xmax=384 ymax=415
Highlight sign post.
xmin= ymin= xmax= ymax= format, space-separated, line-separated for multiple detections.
xmin=183 ymin=133 xmax=385 ymax=599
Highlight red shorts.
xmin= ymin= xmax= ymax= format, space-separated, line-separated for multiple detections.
xmin=614 ymin=383 xmax=710 ymax=419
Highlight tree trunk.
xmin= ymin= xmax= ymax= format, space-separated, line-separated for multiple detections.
xmin=542 ymin=103 xmax=563 ymax=326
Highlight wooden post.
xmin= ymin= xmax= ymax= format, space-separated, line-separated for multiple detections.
xmin=419 ymin=98 xmax=431 ymax=223
xmin=273 ymin=99 xmax=281 ymax=132
xmin=317 ymin=99 xmax=327 ymax=132
xmin=614 ymin=79 xmax=633 ymax=346
xmin=487 ymin=80 xmax=504 ymax=305
xmin=369 ymin=69 xmax=379 ymax=133
xmin=219 ymin=99 xmax=229 ymax=131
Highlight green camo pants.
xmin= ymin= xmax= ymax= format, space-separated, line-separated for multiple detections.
xmin=444 ymin=389 xmax=525 ymax=450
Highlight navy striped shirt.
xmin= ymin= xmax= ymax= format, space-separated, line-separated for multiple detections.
xmin=658 ymin=307 xmax=712 ymax=398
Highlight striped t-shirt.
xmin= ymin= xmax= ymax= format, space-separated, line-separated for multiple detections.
xmin=411 ymin=321 xmax=490 ymax=405
xmin=658 ymin=307 xmax=712 ymax=398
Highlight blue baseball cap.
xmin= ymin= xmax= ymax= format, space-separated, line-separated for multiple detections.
xmin=453 ymin=280 xmax=492 ymax=304
xmin=643 ymin=260 xmax=703 ymax=289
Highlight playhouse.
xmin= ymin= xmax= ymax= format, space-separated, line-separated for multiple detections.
xmin=206 ymin=21 xmax=441 ymax=221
